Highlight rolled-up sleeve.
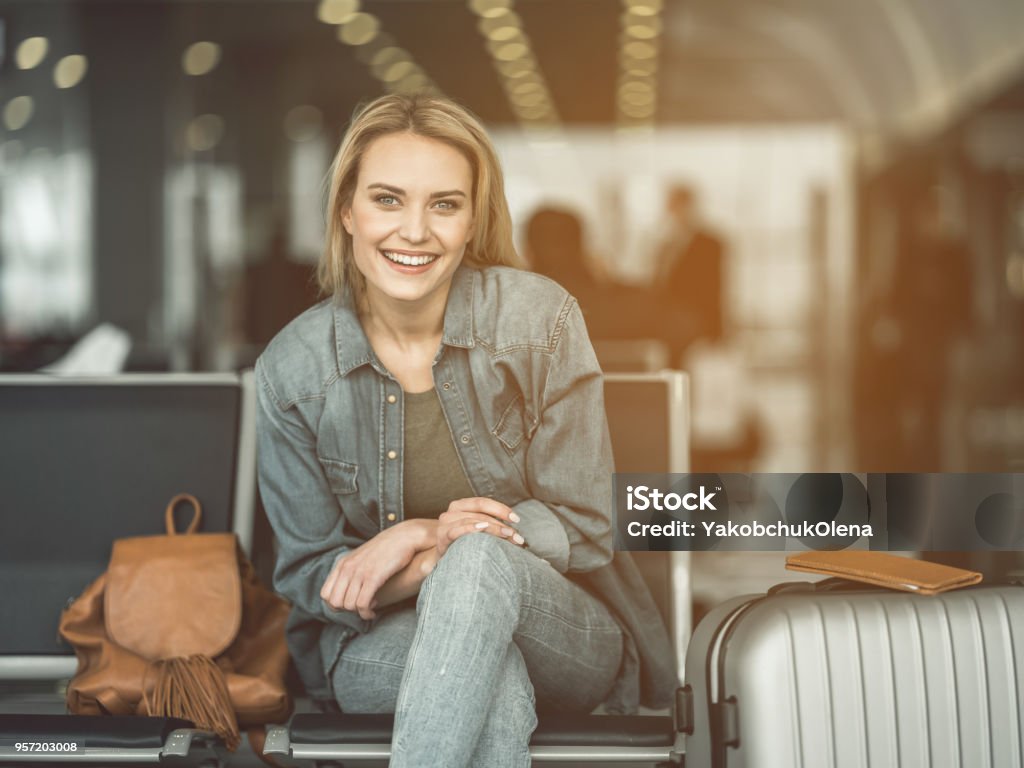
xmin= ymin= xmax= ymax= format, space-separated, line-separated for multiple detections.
xmin=510 ymin=299 xmax=614 ymax=574
xmin=255 ymin=359 xmax=370 ymax=634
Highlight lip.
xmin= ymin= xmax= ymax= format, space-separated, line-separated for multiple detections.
xmin=383 ymin=248 xmax=438 ymax=257
xmin=379 ymin=248 xmax=441 ymax=275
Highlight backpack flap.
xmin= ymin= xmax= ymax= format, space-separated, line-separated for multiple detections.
xmin=103 ymin=496 xmax=241 ymax=661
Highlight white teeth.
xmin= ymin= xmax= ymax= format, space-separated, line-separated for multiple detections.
xmin=382 ymin=250 xmax=438 ymax=267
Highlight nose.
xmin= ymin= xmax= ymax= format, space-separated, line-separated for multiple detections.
xmin=398 ymin=206 xmax=428 ymax=244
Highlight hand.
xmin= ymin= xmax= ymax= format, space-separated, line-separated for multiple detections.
xmin=320 ymin=519 xmax=435 ymax=620
xmin=436 ymin=497 xmax=526 ymax=556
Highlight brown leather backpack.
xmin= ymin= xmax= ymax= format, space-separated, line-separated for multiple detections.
xmin=59 ymin=494 xmax=292 ymax=750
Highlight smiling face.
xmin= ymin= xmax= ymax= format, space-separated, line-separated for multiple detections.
xmin=342 ymin=131 xmax=475 ymax=313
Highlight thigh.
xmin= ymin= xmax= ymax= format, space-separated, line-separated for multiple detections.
xmin=509 ymin=551 xmax=624 ymax=713
xmin=330 ymin=604 xmax=418 ymax=713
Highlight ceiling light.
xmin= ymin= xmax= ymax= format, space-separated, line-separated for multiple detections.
xmin=185 ymin=114 xmax=224 ymax=152
xmin=469 ymin=0 xmax=513 ymax=19
xmin=624 ymin=58 xmax=657 ymax=77
xmin=510 ymin=79 xmax=544 ymax=96
xmin=1007 ymin=255 xmax=1024 ymax=298
xmin=492 ymin=41 xmax=529 ymax=61
xmin=338 ymin=13 xmax=380 ymax=46
xmin=518 ymin=105 xmax=553 ymax=122
xmin=487 ymin=26 xmax=523 ymax=43
xmin=15 ymin=37 xmax=48 ymax=70
xmin=354 ymin=32 xmax=397 ymax=64
xmin=623 ymin=0 xmax=663 ymax=13
xmin=382 ymin=60 xmax=418 ymax=83
xmin=478 ymin=12 xmax=520 ymax=36
xmin=496 ymin=59 xmax=534 ymax=79
xmin=619 ymin=79 xmax=655 ymax=94
xmin=511 ymin=91 xmax=547 ymax=109
xmin=620 ymin=101 xmax=655 ymax=118
xmin=53 ymin=55 xmax=88 ymax=89
xmin=3 ymin=96 xmax=34 ymax=131
xmin=370 ymin=49 xmax=412 ymax=79
xmin=182 ymin=42 xmax=221 ymax=76
xmin=370 ymin=46 xmax=410 ymax=70
xmin=625 ymin=19 xmax=662 ymax=39
xmin=623 ymin=40 xmax=657 ymax=59
xmin=620 ymin=90 xmax=655 ymax=106
xmin=317 ymin=0 xmax=360 ymax=25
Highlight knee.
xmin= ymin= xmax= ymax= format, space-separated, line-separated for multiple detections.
xmin=417 ymin=534 xmax=523 ymax=611
xmin=437 ymin=532 xmax=520 ymax=585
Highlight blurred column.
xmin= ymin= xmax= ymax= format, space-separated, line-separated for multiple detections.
xmin=78 ymin=4 xmax=171 ymax=343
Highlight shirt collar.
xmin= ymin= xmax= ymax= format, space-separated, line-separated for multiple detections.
xmin=333 ymin=265 xmax=477 ymax=377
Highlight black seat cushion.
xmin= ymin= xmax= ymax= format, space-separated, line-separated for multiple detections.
xmin=0 ymin=715 xmax=194 ymax=748
xmin=290 ymin=712 xmax=673 ymax=748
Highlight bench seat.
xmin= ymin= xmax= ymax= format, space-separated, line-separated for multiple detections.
xmin=265 ymin=712 xmax=680 ymax=763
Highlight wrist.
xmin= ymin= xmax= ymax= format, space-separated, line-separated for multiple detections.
xmin=405 ymin=518 xmax=439 ymax=550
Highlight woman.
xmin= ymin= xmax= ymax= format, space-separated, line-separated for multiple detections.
xmin=256 ymin=94 xmax=674 ymax=768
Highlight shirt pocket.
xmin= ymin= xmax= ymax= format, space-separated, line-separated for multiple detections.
xmin=318 ymin=457 xmax=359 ymax=495
xmin=492 ymin=393 xmax=537 ymax=455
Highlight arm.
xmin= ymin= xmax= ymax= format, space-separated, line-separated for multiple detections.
xmin=373 ymin=547 xmax=441 ymax=608
xmin=509 ymin=299 xmax=615 ymax=574
xmin=338 ymin=500 xmax=527 ymax=616
xmin=255 ymin=358 xmax=373 ymax=632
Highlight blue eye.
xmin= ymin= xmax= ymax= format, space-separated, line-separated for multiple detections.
xmin=376 ymin=194 xmax=399 ymax=206
xmin=434 ymin=200 xmax=458 ymax=211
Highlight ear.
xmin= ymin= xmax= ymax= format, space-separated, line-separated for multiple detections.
xmin=341 ymin=205 xmax=354 ymax=236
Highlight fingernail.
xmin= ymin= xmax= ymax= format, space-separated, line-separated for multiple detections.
xmin=513 ymin=533 xmax=525 ymax=546
xmin=475 ymin=521 xmax=489 ymax=529
xmin=509 ymin=512 xmax=521 ymax=523
xmin=502 ymin=527 xmax=514 ymax=536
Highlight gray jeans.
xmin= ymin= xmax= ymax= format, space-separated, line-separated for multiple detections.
xmin=328 ymin=532 xmax=624 ymax=768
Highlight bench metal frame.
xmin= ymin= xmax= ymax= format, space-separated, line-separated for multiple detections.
xmin=0 ymin=727 xmax=219 ymax=764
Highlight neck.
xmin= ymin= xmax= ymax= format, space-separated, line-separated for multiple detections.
xmin=360 ymin=284 xmax=448 ymax=348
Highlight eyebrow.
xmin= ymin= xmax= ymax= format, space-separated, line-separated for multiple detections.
xmin=367 ymin=183 xmax=467 ymax=199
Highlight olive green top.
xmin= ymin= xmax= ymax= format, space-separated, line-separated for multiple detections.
xmin=402 ymin=388 xmax=476 ymax=519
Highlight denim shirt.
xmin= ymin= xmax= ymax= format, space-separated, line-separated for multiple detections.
xmin=255 ymin=265 xmax=676 ymax=714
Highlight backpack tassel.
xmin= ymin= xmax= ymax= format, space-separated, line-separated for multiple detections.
xmin=144 ymin=654 xmax=240 ymax=751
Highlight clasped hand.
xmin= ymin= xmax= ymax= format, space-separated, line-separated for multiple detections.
xmin=319 ymin=497 xmax=526 ymax=620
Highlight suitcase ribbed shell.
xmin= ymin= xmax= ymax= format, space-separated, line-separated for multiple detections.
xmin=684 ymin=586 xmax=1024 ymax=768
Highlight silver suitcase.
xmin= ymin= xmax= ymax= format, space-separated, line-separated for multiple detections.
xmin=681 ymin=580 xmax=1024 ymax=768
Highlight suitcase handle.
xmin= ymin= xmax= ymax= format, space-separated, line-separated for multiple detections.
xmin=767 ymin=577 xmax=866 ymax=596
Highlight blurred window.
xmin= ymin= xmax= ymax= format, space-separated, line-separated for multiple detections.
xmin=0 ymin=149 xmax=93 ymax=337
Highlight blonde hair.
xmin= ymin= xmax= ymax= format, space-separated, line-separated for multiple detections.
xmin=319 ymin=93 xmax=520 ymax=299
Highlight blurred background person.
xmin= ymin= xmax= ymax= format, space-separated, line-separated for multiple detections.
xmin=525 ymin=206 xmax=665 ymax=344
xmin=241 ymin=217 xmax=320 ymax=346
xmin=890 ymin=185 xmax=973 ymax=470
xmin=653 ymin=185 xmax=727 ymax=365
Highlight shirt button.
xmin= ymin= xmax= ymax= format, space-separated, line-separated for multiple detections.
xmin=387 ymin=394 xmax=397 ymax=404
xmin=386 ymin=513 xmax=396 ymax=522
xmin=442 ymin=382 xmax=452 ymax=391
xmin=387 ymin=450 xmax=397 ymax=459
xmin=460 ymin=435 xmax=470 ymax=444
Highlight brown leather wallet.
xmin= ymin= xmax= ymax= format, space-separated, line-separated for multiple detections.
xmin=785 ymin=551 xmax=982 ymax=595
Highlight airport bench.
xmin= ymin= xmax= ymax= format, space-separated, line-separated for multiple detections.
xmin=0 ymin=373 xmax=258 ymax=768
xmin=262 ymin=371 xmax=692 ymax=766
